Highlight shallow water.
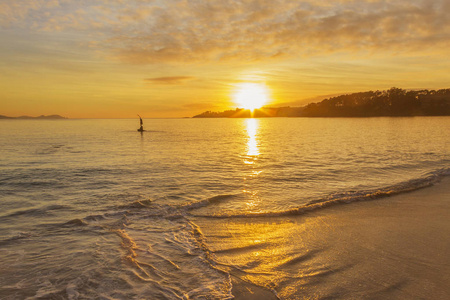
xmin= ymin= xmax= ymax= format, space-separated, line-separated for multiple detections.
xmin=0 ymin=117 xmax=449 ymax=299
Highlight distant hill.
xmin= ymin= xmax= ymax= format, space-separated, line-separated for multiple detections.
xmin=193 ymin=88 xmax=450 ymax=118
xmin=0 ymin=114 xmax=67 ymax=119
xmin=193 ymin=107 xmax=304 ymax=118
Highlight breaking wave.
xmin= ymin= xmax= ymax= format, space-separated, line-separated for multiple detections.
xmin=196 ymin=167 xmax=450 ymax=218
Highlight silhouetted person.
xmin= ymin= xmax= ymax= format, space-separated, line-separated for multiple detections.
xmin=137 ymin=115 xmax=144 ymax=132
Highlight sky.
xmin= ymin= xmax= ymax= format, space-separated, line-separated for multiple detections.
xmin=1 ymin=0 xmax=449 ymax=118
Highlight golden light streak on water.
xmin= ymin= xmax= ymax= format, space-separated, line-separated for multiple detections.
xmin=245 ymin=118 xmax=260 ymax=159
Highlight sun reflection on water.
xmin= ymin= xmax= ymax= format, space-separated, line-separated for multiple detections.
xmin=243 ymin=118 xmax=262 ymax=209
xmin=245 ymin=118 xmax=260 ymax=161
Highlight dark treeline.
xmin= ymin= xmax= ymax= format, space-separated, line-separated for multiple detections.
xmin=303 ymin=87 xmax=450 ymax=117
xmin=193 ymin=88 xmax=450 ymax=118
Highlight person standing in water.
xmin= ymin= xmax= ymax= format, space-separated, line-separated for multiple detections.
xmin=137 ymin=115 xmax=144 ymax=132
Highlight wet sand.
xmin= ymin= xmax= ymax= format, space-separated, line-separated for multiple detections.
xmin=231 ymin=276 xmax=278 ymax=300
xmin=197 ymin=178 xmax=450 ymax=299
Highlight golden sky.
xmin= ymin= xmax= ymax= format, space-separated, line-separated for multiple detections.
xmin=1 ymin=0 xmax=449 ymax=118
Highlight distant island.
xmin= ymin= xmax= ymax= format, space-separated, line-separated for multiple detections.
xmin=0 ymin=114 xmax=67 ymax=119
xmin=193 ymin=88 xmax=450 ymax=118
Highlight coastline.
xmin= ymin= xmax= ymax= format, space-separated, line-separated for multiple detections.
xmin=231 ymin=276 xmax=278 ymax=300
xmin=197 ymin=177 xmax=450 ymax=299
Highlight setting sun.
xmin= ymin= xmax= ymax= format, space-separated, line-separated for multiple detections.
xmin=233 ymin=83 xmax=270 ymax=110
xmin=1 ymin=1 xmax=449 ymax=299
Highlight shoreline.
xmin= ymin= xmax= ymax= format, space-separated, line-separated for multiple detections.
xmin=197 ymin=177 xmax=450 ymax=299
xmin=231 ymin=276 xmax=278 ymax=300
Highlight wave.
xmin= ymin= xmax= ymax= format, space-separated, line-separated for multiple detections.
xmin=181 ymin=194 xmax=236 ymax=210
xmin=114 ymin=194 xmax=236 ymax=217
xmin=118 ymin=199 xmax=153 ymax=209
xmin=0 ymin=204 xmax=70 ymax=219
xmin=0 ymin=231 xmax=33 ymax=246
xmin=84 ymin=214 xmax=106 ymax=221
xmin=35 ymin=144 xmax=65 ymax=155
xmin=63 ymin=218 xmax=88 ymax=226
xmin=197 ymin=167 xmax=450 ymax=218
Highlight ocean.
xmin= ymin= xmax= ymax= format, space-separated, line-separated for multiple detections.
xmin=0 ymin=117 xmax=449 ymax=299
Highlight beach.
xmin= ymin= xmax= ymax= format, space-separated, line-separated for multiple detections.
xmin=197 ymin=177 xmax=450 ymax=299
xmin=0 ymin=118 xmax=449 ymax=299
xmin=2 ymin=0 xmax=450 ymax=298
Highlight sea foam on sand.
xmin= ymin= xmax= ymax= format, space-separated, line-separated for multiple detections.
xmin=195 ymin=177 xmax=450 ymax=299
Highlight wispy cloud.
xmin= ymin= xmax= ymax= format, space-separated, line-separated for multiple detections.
xmin=144 ymin=76 xmax=195 ymax=84
xmin=1 ymin=0 xmax=449 ymax=64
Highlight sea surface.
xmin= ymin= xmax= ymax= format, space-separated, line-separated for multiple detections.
xmin=0 ymin=117 xmax=449 ymax=299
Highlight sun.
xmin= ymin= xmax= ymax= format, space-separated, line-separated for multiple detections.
xmin=233 ymin=83 xmax=270 ymax=110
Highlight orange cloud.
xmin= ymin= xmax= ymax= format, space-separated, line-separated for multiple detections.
xmin=144 ymin=76 xmax=195 ymax=84
xmin=108 ymin=0 xmax=450 ymax=63
xmin=1 ymin=0 xmax=449 ymax=64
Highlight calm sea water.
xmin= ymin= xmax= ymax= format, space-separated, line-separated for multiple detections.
xmin=0 ymin=117 xmax=449 ymax=299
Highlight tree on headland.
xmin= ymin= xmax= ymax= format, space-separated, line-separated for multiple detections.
xmin=302 ymin=88 xmax=450 ymax=117
xmin=193 ymin=88 xmax=450 ymax=118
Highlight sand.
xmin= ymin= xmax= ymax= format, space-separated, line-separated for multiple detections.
xmin=197 ymin=177 xmax=450 ymax=299
xmin=231 ymin=276 xmax=278 ymax=300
